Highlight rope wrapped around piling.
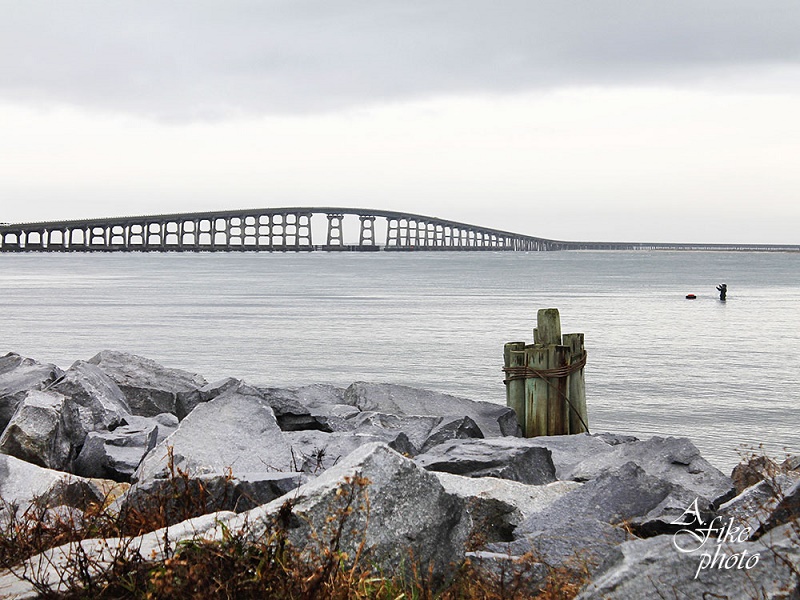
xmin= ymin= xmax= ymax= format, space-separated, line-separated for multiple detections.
xmin=502 ymin=350 xmax=587 ymax=384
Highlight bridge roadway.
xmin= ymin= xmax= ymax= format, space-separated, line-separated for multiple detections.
xmin=0 ymin=207 xmax=797 ymax=252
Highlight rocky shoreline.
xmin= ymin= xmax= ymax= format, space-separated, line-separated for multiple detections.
xmin=0 ymin=350 xmax=798 ymax=598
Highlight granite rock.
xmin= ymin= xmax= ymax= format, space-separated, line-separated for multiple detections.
xmin=718 ymin=472 xmax=800 ymax=538
xmin=414 ymin=438 xmax=557 ymax=485
xmin=133 ymin=388 xmax=293 ymax=483
xmin=235 ymin=443 xmax=471 ymax=584
xmin=518 ymin=433 xmax=617 ymax=480
xmin=576 ymin=525 xmax=800 ymax=600
xmin=434 ymin=472 xmax=580 ymax=544
xmin=86 ymin=350 xmax=207 ymax=419
xmin=284 ymin=429 xmax=414 ymax=473
xmin=0 ymin=454 xmax=126 ymax=523
xmin=74 ymin=415 xmax=169 ymax=482
xmin=343 ymin=382 xmax=520 ymax=438
xmin=0 ymin=390 xmax=72 ymax=470
xmin=118 ymin=471 xmax=306 ymax=527
xmin=499 ymin=462 xmax=687 ymax=570
xmin=0 ymin=353 xmax=64 ymax=432
xmin=50 ymin=361 xmax=131 ymax=445
xmin=567 ymin=436 xmax=734 ymax=507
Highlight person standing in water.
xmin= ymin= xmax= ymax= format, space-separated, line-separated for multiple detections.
xmin=717 ymin=283 xmax=727 ymax=301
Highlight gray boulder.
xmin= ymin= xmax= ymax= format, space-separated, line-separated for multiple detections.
xmin=757 ymin=478 xmax=800 ymax=535
xmin=419 ymin=415 xmax=484 ymax=453
xmin=516 ymin=433 xmax=617 ymax=480
xmin=41 ymin=505 xmax=88 ymax=531
xmin=202 ymin=381 xmax=337 ymax=432
xmin=498 ymin=462 xmax=687 ymax=570
xmin=198 ymin=377 xmax=241 ymax=402
xmin=254 ymin=385 xmax=335 ymax=432
xmin=783 ymin=454 xmax=800 ymax=471
xmin=86 ymin=350 xmax=207 ymax=419
xmin=50 ymin=361 xmax=131 ymax=444
xmin=283 ymin=383 xmax=348 ymax=409
xmin=591 ymin=432 xmax=639 ymax=446
xmin=231 ymin=472 xmax=307 ymax=512
xmin=133 ymin=388 xmax=293 ymax=483
xmin=322 ymin=411 xmax=483 ymax=455
xmin=0 ymin=390 xmax=72 ymax=470
xmin=414 ymin=438 xmax=557 ymax=485
xmin=576 ymin=525 xmax=800 ymax=600
xmin=73 ymin=414 xmax=179 ymax=482
xmin=434 ymin=472 xmax=581 ymax=545
xmin=0 ymin=454 xmax=126 ymax=523
xmin=343 ymin=382 xmax=520 ymax=438
xmin=149 ymin=412 xmax=180 ymax=443
xmin=718 ymin=472 xmax=800 ymax=538
xmin=345 ymin=411 xmax=441 ymax=449
xmin=435 ymin=472 xmax=581 ymax=530
xmin=567 ymin=435 xmax=734 ymax=506
xmin=118 ymin=471 xmax=306 ymax=527
xmin=0 ymin=352 xmax=64 ymax=432
xmin=2 ymin=361 xmax=134 ymax=471
xmin=491 ymin=520 xmax=631 ymax=575
xmin=315 ymin=403 xmax=361 ymax=420
xmin=285 ymin=429 xmax=414 ymax=473
xmin=253 ymin=383 xmax=351 ymax=427
xmin=235 ymin=443 xmax=471 ymax=584
xmin=1 ymin=364 xmax=156 ymax=473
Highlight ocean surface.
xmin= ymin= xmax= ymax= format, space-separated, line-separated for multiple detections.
xmin=1 ymin=250 xmax=798 ymax=472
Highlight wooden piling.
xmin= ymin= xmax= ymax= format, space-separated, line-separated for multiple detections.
xmin=503 ymin=341 xmax=526 ymax=430
xmin=548 ymin=345 xmax=571 ymax=435
xmin=504 ymin=308 xmax=589 ymax=437
xmin=526 ymin=346 xmax=549 ymax=437
xmin=536 ymin=308 xmax=562 ymax=344
xmin=563 ymin=333 xmax=589 ymax=434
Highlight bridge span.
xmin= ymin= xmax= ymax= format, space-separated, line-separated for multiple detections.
xmin=0 ymin=207 xmax=797 ymax=253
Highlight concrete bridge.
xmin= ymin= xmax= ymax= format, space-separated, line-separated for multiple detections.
xmin=0 ymin=207 xmax=797 ymax=252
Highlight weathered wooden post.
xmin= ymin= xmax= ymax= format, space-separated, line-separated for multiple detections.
xmin=563 ymin=332 xmax=588 ymax=434
xmin=526 ymin=345 xmax=549 ymax=437
xmin=503 ymin=308 xmax=589 ymax=437
xmin=503 ymin=341 xmax=526 ymax=431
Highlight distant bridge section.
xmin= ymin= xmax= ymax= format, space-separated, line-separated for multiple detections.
xmin=0 ymin=207 xmax=559 ymax=252
xmin=0 ymin=207 xmax=797 ymax=252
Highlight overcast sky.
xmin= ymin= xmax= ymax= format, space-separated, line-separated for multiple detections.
xmin=2 ymin=1 xmax=799 ymax=243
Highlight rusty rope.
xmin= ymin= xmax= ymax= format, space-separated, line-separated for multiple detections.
xmin=501 ymin=350 xmax=587 ymax=384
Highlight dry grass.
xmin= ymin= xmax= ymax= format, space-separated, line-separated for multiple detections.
xmin=0 ymin=453 xmax=592 ymax=599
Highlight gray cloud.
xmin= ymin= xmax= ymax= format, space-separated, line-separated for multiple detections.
xmin=1 ymin=0 xmax=799 ymax=118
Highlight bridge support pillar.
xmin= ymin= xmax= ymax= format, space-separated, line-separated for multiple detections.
xmin=358 ymin=215 xmax=376 ymax=246
xmin=294 ymin=212 xmax=313 ymax=249
xmin=386 ymin=218 xmax=398 ymax=248
xmin=326 ymin=213 xmax=343 ymax=246
xmin=415 ymin=221 xmax=426 ymax=248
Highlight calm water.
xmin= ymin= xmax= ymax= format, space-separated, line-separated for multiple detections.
xmin=1 ymin=250 xmax=798 ymax=472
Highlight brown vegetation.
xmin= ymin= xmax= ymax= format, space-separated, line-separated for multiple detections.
xmin=0 ymin=452 xmax=590 ymax=599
